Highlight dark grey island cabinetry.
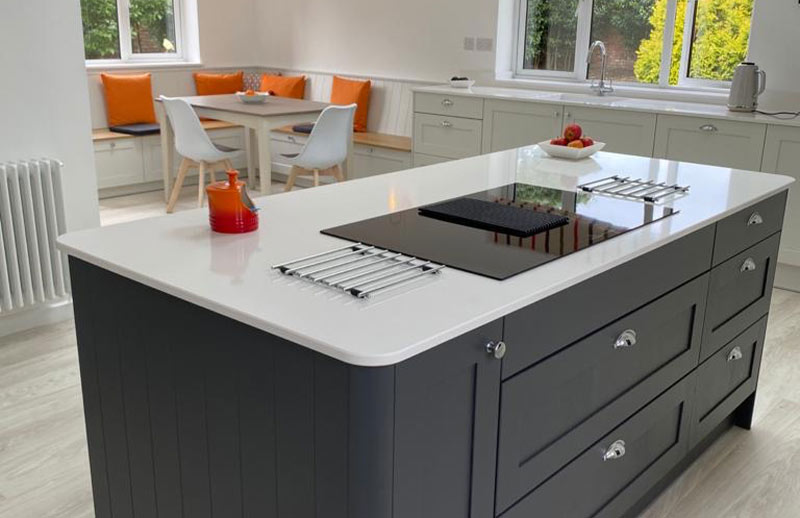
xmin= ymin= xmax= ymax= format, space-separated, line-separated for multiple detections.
xmin=69 ymin=192 xmax=786 ymax=518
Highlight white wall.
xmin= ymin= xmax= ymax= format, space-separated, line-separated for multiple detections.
xmin=748 ymin=0 xmax=800 ymax=109
xmin=253 ymin=0 xmax=498 ymax=83
xmin=196 ymin=0 xmax=259 ymax=67
xmin=0 ymin=0 xmax=99 ymax=232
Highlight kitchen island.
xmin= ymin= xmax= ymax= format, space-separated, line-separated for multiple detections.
xmin=59 ymin=147 xmax=793 ymax=518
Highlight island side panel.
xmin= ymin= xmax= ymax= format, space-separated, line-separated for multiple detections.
xmin=68 ymin=258 xmax=397 ymax=518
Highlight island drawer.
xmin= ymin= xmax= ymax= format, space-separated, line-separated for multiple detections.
xmin=413 ymin=113 xmax=483 ymax=159
xmin=495 ymin=275 xmax=707 ymax=514
xmin=713 ymin=191 xmax=786 ymax=266
xmin=500 ymin=374 xmax=695 ymax=518
xmin=414 ymin=92 xmax=484 ymax=119
xmin=502 ymin=225 xmax=715 ymax=378
xmin=701 ymin=233 xmax=779 ymax=361
xmin=692 ymin=317 xmax=767 ymax=447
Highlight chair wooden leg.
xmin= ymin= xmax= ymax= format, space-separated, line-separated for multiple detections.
xmin=313 ymin=169 xmax=320 ymax=187
xmin=224 ymin=159 xmax=234 ymax=171
xmin=285 ymin=165 xmax=300 ymax=192
xmin=166 ymin=158 xmax=191 ymax=213
xmin=332 ymin=164 xmax=345 ymax=183
xmin=198 ymin=161 xmax=206 ymax=207
xmin=208 ymin=162 xmax=217 ymax=184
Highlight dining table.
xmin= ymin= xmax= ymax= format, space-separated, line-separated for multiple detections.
xmin=156 ymin=94 xmax=342 ymax=198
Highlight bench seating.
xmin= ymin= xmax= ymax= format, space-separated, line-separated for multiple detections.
xmin=93 ymin=120 xmax=242 ymax=142
xmin=273 ymin=125 xmax=412 ymax=152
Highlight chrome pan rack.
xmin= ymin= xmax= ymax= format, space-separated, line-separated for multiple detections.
xmin=579 ymin=175 xmax=689 ymax=203
xmin=272 ymin=243 xmax=445 ymax=299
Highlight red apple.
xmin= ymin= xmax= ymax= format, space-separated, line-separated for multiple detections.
xmin=563 ymin=124 xmax=583 ymax=142
xmin=580 ymin=137 xmax=594 ymax=147
xmin=567 ymin=140 xmax=584 ymax=149
xmin=550 ymin=137 xmax=568 ymax=146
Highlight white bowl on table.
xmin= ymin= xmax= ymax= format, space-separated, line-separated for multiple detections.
xmin=538 ymin=140 xmax=605 ymax=160
xmin=235 ymin=91 xmax=269 ymax=104
xmin=450 ymin=79 xmax=476 ymax=89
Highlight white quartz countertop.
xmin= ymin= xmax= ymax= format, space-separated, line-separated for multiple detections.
xmin=415 ymin=85 xmax=800 ymax=127
xmin=59 ymin=148 xmax=793 ymax=366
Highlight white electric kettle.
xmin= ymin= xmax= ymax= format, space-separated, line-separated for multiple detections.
xmin=728 ymin=62 xmax=766 ymax=112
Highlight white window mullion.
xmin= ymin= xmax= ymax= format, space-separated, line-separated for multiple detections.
xmin=171 ymin=0 xmax=184 ymax=58
xmin=117 ymin=0 xmax=133 ymax=60
xmin=514 ymin=0 xmax=529 ymax=75
xmin=658 ymin=0 xmax=679 ymax=87
xmin=677 ymin=0 xmax=698 ymax=85
xmin=574 ymin=0 xmax=593 ymax=80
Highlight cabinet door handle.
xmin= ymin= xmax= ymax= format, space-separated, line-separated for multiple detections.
xmin=555 ymin=111 xmax=561 ymax=118
xmin=288 ymin=135 xmax=296 ymax=143
xmin=441 ymin=120 xmax=453 ymax=128
xmin=486 ymin=341 xmax=507 ymax=360
xmin=747 ymin=212 xmax=764 ymax=227
xmin=614 ymin=329 xmax=637 ymax=349
xmin=109 ymin=141 xmax=117 ymax=149
xmin=699 ymin=124 xmax=718 ymax=132
xmin=727 ymin=346 xmax=744 ymax=362
xmin=740 ymin=258 xmax=757 ymax=273
xmin=603 ymin=440 xmax=626 ymax=461
xmin=442 ymin=98 xmax=454 ymax=107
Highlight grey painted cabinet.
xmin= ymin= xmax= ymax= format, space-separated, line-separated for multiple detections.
xmin=482 ymin=99 xmax=563 ymax=153
xmin=564 ymin=106 xmax=656 ymax=157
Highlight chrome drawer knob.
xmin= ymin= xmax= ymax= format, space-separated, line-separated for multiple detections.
xmin=486 ymin=341 xmax=506 ymax=360
xmin=727 ymin=346 xmax=744 ymax=362
xmin=603 ymin=440 xmax=626 ymax=461
xmin=740 ymin=258 xmax=757 ymax=273
xmin=441 ymin=120 xmax=453 ymax=128
xmin=614 ymin=329 xmax=637 ymax=349
xmin=699 ymin=124 xmax=718 ymax=132
xmin=442 ymin=99 xmax=454 ymax=107
xmin=747 ymin=212 xmax=764 ymax=226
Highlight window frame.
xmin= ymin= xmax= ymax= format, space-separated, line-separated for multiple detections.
xmin=513 ymin=0 xmax=743 ymax=89
xmin=84 ymin=0 xmax=186 ymax=65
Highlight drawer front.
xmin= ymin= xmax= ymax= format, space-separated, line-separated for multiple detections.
xmin=692 ymin=317 xmax=767 ymax=446
xmin=654 ymin=114 xmax=766 ymax=170
xmin=351 ymin=146 xmax=411 ymax=179
xmin=713 ymin=191 xmax=787 ymax=265
xmin=702 ymin=233 xmax=779 ymax=360
xmin=413 ymin=153 xmax=450 ymax=167
xmin=501 ymin=374 xmax=695 ymax=518
xmin=503 ymin=225 xmax=715 ymax=378
xmin=414 ymin=92 xmax=484 ymax=119
xmin=94 ymin=138 xmax=144 ymax=189
xmin=413 ymin=114 xmax=482 ymax=159
xmin=496 ymin=275 xmax=707 ymax=514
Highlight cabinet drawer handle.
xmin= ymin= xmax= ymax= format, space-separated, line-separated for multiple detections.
xmin=614 ymin=329 xmax=637 ymax=349
xmin=603 ymin=440 xmax=626 ymax=461
xmin=486 ymin=340 xmax=506 ymax=360
xmin=441 ymin=120 xmax=453 ymax=128
xmin=442 ymin=98 xmax=454 ymax=107
xmin=740 ymin=258 xmax=757 ymax=273
xmin=288 ymin=135 xmax=296 ymax=143
xmin=727 ymin=346 xmax=744 ymax=362
xmin=699 ymin=124 xmax=718 ymax=132
xmin=747 ymin=212 xmax=764 ymax=227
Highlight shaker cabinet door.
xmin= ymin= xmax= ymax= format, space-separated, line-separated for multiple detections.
xmin=564 ymin=107 xmax=656 ymax=157
xmin=482 ymin=100 xmax=563 ymax=153
xmin=762 ymin=124 xmax=800 ymax=267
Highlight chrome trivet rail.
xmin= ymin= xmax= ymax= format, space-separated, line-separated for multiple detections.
xmin=272 ymin=243 xmax=445 ymax=299
xmin=579 ymin=175 xmax=689 ymax=204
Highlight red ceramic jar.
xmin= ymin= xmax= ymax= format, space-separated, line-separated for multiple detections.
xmin=206 ymin=170 xmax=259 ymax=233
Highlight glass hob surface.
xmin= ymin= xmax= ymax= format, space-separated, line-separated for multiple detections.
xmin=322 ymin=183 xmax=678 ymax=280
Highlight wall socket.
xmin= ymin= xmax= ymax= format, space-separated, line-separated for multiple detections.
xmin=476 ymin=37 xmax=494 ymax=52
xmin=463 ymin=37 xmax=476 ymax=51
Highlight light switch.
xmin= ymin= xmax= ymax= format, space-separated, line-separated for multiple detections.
xmin=463 ymin=37 xmax=475 ymax=51
xmin=476 ymin=37 xmax=494 ymax=52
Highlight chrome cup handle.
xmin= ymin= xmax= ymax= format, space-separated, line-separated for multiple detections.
xmin=740 ymin=258 xmax=757 ymax=273
xmin=614 ymin=329 xmax=637 ymax=350
xmin=747 ymin=212 xmax=764 ymax=227
xmin=603 ymin=440 xmax=626 ymax=461
xmin=727 ymin=346 xmax=744 ymax=362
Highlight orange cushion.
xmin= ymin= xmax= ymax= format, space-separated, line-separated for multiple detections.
xmin=330 ymin=76 xmax=371 ymax=132
xmin=193 ymin=71 xmax=244 ymax=96
xmin=100 ymin=73 xmax=157 ymax=127
xmin=259 ymin=74 xmax=306 ymax=99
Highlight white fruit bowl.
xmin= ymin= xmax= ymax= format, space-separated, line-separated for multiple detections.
xmin=450 ymin=79 xmax=476 ymax=89
xmin=235 ymin=91 xmax=269 ymax=104
xmin=538 ymin=140 xmax=605 ymax=160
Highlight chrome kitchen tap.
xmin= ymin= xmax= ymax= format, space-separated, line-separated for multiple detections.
xmin=587 ymin=40 xmax=614 ymax=96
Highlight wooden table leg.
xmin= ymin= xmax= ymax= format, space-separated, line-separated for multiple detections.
xmin=244 ymin=127 xmax=256 ymax=189
xmin=257 ymin=122 xmax=272 ymax=195
xmin=158 ymin=104 xmax=175 ymax=203
xmin=344 ymin=130 xmax=354 ymax=180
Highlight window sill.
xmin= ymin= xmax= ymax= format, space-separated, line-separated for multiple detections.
xmin=494 ymin=75 xmax=729 ymax=106
xmin=86 ymin=60 xmax=205 ymax=74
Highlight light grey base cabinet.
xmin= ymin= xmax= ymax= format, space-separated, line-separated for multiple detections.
xmin=70 ymin=192 xmax=786 ymax=518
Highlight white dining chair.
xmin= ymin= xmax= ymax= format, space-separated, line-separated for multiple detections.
xmin=282 ymin=104 xmax=357 ymax=191
xmin=159 ymin=96 xmax=244 ymax=213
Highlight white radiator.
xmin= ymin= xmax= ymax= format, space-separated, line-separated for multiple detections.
xmin=0 ymin=159 xmax=69 ymax=314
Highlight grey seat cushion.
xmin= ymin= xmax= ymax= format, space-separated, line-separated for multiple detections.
xmin=215 ymin=143 xmax=239 ymax=153
xmin=108 ymin=123 xmax=161 ymax=136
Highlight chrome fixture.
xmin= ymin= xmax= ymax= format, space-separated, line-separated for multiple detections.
xmin=602 ymin=440 xmax=627 ymax=461
xmin=614 ymin=329 xmax=638 ymax=350
xmin=579 ymin=176 xmax=689 ymax=204
xmin=587 ymin=40 xmax=614 ymax=96
xmin=486 ymin=341 xmax=507 ymax=360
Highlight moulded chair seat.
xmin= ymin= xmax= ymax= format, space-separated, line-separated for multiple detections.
xmin=159 ymin=96 xmax=244 ymax=212
xmin=281 ymin=104 xmax=356 ymax=191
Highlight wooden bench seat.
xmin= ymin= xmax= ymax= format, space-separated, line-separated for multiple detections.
xmin=92 ymin=121 xmax=242 ymax=142
xmin=273 ymin=125 xmax=412 ymax=152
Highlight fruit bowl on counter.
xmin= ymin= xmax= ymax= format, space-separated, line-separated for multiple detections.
xmin=539 ymin=124 xmax=605 ymax=160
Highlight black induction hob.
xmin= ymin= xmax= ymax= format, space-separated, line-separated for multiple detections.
xmin=322 ymin=183 xmax=677 ymax=280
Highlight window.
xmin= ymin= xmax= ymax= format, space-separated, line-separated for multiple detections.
xmin=516 ymin=0 xmax=754 ymax=88
xmin=81 ymin=0 xmax=183 ymax=63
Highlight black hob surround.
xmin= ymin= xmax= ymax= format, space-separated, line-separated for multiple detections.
xmin=322 ymin=183 xmax=678 ymax=280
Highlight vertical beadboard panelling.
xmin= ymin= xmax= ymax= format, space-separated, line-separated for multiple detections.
xmin=314 ymin=356 xmax=349 ymax=518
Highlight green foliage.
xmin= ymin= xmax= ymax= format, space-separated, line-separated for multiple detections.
xmin=80 ymin=0 xmax=175 ymax=59
xmin=633 ymin=0 xmax=686 ymax=84
xmin=524 ymin=0 xmax=579 ymax=71
xmin=592 ymin=0 xmax=654 ymax=53
xmin=81 ymin=0 xmax=121 ymax=59
xmin=129 ymin=0 xmax=176 ymax=54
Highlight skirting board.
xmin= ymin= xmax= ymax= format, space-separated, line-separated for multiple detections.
xmin=775 ymin=263 xmax=800 ymax=293
xmin=0 ymin=299 xmax=74 ymax=339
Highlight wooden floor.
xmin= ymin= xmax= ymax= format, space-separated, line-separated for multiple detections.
xmin=2 ymin=185 xmax=799 ymax=517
